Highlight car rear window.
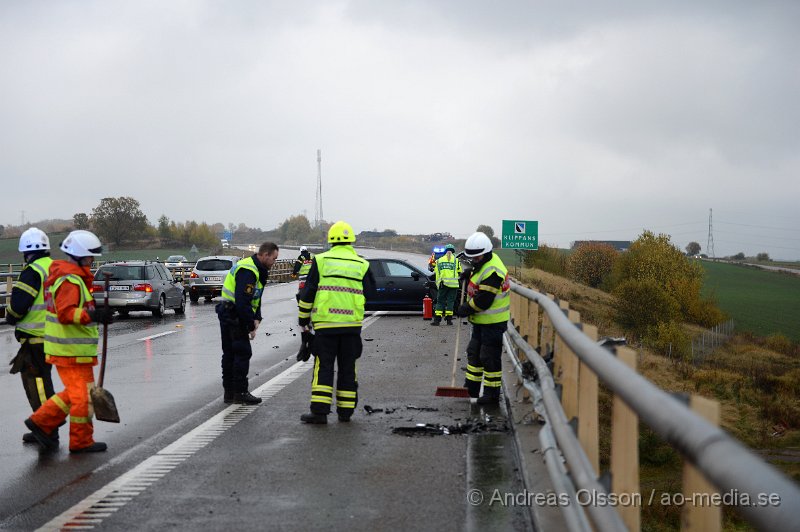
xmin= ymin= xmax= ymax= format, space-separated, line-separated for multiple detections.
xmin=97 ymin=265 xmax=145 ymax=281
xmin=197 ymin=259 xmax=233 ymax=271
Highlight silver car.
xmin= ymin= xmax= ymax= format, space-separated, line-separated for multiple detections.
xmin=93 ymin=261 xmax=186 ymax=317
xmin=187 ymin=255 xmax=240 ymax=303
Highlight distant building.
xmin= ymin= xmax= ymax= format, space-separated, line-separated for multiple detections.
xmin=422 ymin=232 xmax=453 ymax=242
xmin=571 ymin=240 xmax=632 ymax=252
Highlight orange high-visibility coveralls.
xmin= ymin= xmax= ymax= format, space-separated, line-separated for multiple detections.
xmin=29 ymin=260 xmax=99 ymax=451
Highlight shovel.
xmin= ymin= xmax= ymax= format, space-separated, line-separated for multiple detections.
xmin=90 ymin=271 xmax=120 ymax=423
xmin=435 ymin=278 xmax=471 ymax=398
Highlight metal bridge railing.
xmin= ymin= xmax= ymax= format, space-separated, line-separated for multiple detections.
xmin=1 ymin=259 xmax=297 ymax=319
xmin=505 ymin=280 xmax=800 ymax=532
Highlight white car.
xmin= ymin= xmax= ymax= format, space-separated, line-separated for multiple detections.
xmin=187 ymin=255 xmax=240 ymax=302
xmin=165 ymin=255 xmax=189 ymax=269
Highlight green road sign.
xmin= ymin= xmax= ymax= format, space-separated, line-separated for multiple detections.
xmin=501 ymin=220 xmax=538 ymax=250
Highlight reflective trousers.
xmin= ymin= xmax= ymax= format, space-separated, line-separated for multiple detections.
xmin=434 ymin=286 xmax=458 ymax=318
xmin=219 ymin=320 xmax=252 ymax=393
xmin=309 ymin=333 xmax=362 ymax=417
xmin=13 ymin=340 xmax=56 ymax=412
xmin=30 ymin=363 xmax=96 ymax=450
xmin=463 ymin=322 xmax=507 ymax=398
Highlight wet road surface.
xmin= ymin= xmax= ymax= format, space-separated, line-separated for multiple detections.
xmin=0 ymin=252 xmax=533 ymax=531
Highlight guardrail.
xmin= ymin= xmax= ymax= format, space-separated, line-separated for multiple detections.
xmin=504 ymin=280 xmax=800 ymax=532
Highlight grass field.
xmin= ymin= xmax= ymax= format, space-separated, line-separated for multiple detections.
xmin=0 ymin=235 xmax=219 ymax=265
xmin=700 ymin=260 xmax=800 ymax=342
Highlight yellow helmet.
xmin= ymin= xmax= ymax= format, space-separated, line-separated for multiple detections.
xmin=328 ymin=221 xmax=356 ymax=244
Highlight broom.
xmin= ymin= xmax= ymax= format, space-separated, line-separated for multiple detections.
xmin=90 ymin=271 xmax=120 ymax=423
xmin=435 ymin=277 xmax=471 ymax=398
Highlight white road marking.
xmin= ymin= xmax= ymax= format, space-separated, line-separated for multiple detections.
xmin=36 ymin=312 xmax=385 ymax=531
xmin=136 ymin=331 xmax=177 ymax=341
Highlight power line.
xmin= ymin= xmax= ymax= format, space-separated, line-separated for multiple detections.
xmin=716 ymin=220 xmax=798 ymax=232
xmin=540 ymin=220 xmax=705 ymax=237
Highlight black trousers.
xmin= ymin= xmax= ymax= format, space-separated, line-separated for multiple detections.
xmin=309 ymin=333 xmax=362 ymax=417
xmin=219 ymin=320 xmax=253 ymax=393
xmin=12 ymin=340 xmax=55 ymax=411
xmin=463 ymin=322 xmax=507 ymax=398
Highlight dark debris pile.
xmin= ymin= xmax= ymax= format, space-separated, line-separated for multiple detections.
xmin=392 ymin=417 xmax=510 ymax=437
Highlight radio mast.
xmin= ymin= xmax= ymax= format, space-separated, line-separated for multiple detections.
xmin=314 ymin=149 xmax=323 ymax=228
xmin=707 ymin=208 xmax=715 ymax=258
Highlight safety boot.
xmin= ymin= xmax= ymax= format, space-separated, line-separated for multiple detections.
xmin=476 ymin=392 xmax=501 ymax=405
xmin=301 ymin=413 xmax=328 ymax=424
xmin=430 ymin=316 xmax=441 ymax=326
xmin=70 ymin=442 xmax=108 ymax=454
xmin=445 ymin=316 xmax=453 ymax=325
xmin=223 ymin=390 xmax=234 ymax=404
xmin=24 ymin=418 xmax=59 ymax=451
xmin=337 ymin=413 xmax=352 ymax=422
xmin=233 ymin=391 xmax=262 ymax=405
xmin=23 ymin=429 xmax=59 ymax=444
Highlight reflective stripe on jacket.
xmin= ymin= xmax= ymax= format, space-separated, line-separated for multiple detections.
xmin=435 ymin=253 xmax=461 ymax=289
xmin=221 ymin=256 xmax=264 ymax=313
xmin=16 ymin=256 xmax=53 ymax=337
xmin=44 ymin=274 xmax=99 ymax=359
xmin=309 ymin=246 xmax=368 ymax=329
xmin=467 ymin=254 xmax=511 ymax=325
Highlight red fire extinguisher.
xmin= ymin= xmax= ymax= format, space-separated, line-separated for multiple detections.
xmin=422 ymin=295 xmax=433 ymax=320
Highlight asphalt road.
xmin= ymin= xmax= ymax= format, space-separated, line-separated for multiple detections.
xmin=0 ymin=249 xmax=533 ymax=531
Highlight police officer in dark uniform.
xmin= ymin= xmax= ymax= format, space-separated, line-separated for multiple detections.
xmin=217 ymin=242 xmax=279 ymax=404
xmin=7 ymin=228 xmax=58 ymax=443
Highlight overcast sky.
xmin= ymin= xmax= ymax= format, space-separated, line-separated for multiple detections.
xmin=2 ymin=1 xmax=798 ymax=259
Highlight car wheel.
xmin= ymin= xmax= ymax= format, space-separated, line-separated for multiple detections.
xmin=153 ymin=294 xmax=166 ymax=317
xmin=204 ymin=296 xmax=212 ymax=302
xmin=189 ymin=293 xmax=199 ymax=303
xmin=174 ymin=295 xmax=186 ymax=315
xmin=118 ymin=310 xmax=130 ymax=319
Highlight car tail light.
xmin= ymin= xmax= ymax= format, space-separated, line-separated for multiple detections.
xmin=91 ymin=283 xmax=103 ymax=293
xmin=133 ymin=283 xmax=153 ymax=292
xmin=189 ymin=272 xmax=199 ymax=278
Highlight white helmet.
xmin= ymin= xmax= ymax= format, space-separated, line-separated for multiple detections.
xmin=299 ymin=246 xmax=308 ymax=252
xmin=19 ymin=227 xmax=50 ymax=252
xmin=463 ymin=232 xmax=493 ymax=257
xmin=60 ymin=230 xmax=103 ymax=258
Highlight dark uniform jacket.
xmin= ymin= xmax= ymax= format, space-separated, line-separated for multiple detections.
xmin=232 ymin=254 xmax=270 ymax=332
xmin=6 ymin=251 xmax=50 ymax=342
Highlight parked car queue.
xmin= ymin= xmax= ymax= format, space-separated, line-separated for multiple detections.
xmin=86 ymin=253 xmax=445 ymax=319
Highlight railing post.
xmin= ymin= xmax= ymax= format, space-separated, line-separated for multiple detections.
xmin=551 ymin=298 xmax=568 ymax=383
xmin=559 ymin=308 xmax=581 ymax=422
xmin=540 ymin=293 xmax=556 ymax=360
xmin=681 ymin=395 xmax=721 ymax=532
xmin=5 ymin=264 xmax=12 ymax=307
xmin=611 ymin=346 xmax=640 ymax=532
xmin=579 ymin=323 xmax=600 ymax=473
xmin=513 ymin=293 xmax=531 ymax=402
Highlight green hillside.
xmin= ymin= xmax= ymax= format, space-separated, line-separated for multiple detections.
xmin=700 ymin=260 xmax=800 ymax=341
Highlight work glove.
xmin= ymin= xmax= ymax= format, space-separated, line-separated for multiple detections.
xmin=296 ymin=330 xmax=314 ymax=361
xmin=455 ymin=303 xmax=473 ymax=318
xmin=87 ymin=307 xmax=114 ymax=325
xmin=291 ymin=273 xmax=298 ymax=279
